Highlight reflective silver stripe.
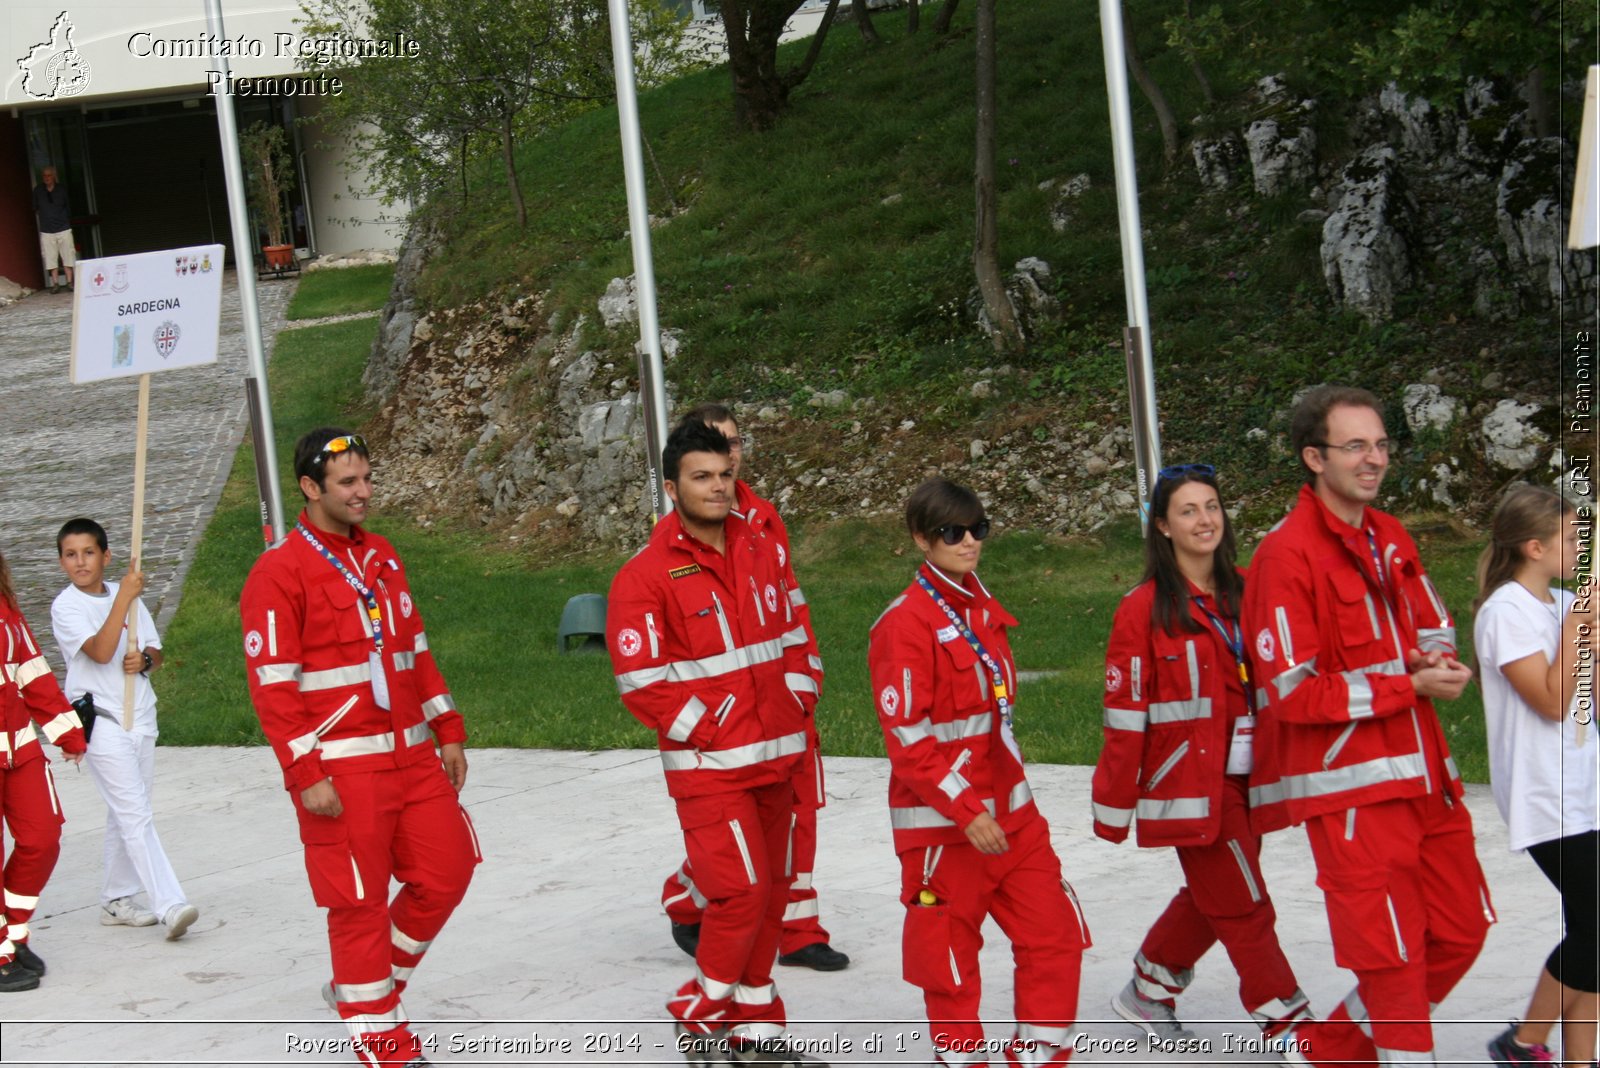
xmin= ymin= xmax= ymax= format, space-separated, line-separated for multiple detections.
xmin=1093 ymin=802 xmax=1133 ymax=827
xmin=791 ymin=871 xmax=813 ymax=891
xmin=4 ymin=889 xmax=39 ymax=910
xmin=778 ymin=625 xmax=808 ymax=648
xmin=1444 ymin=755 xmax=1460 ymax=781
xmin=786 ymin=672 xmax=818 ymax=695
xmin=1252 ymin=752 xmax=1427 ymax=806
xmin=1276 ymin=605 xmax=1296 ymax=665
xmin=1149 ymin=697 xmax=1211 ymax=724
xmin=808 ymin=654 xmax=823 ymax=671
xmin=1014 ymin=1023 xmax=1071 ymax=1057
xmin=1251 ymin=989 xmax=1310 ymax=1025
xmin=413 ymin=631 xmax=429 ymax=653
xmin=1145 ymin=740 xmax=1189 ymax=790
xmin=1185 ymin=639 xmax=1201 ymax=696
xmin=1385 ymin=893 xmax=1408 ymax=962
xmin=1416 ymin=626 xmax=1453 ymax=653
xmin=391 ymin=923 xmax=432 ymax=956
xmin=932 ymin=712 xmax=992 ymax=742
xmin=903 ymin=667 xmax=912 ymax=715
xmin=659 ymin=730 xmax=808 ymax=772
xmin=1134 ymin=950 xmax=1194 ymax=991
xmin=267 ymin=610 xmax=278 ymax=656
xmin=1227 ymin=838 xmax=1262 ymax=903
xmin=788 ymin=588 xmax=806 ymax=607
xmin=421 ymin=694 xmax=456 ymax=721
xmin=729 ymin=818 xmax=756 ymax=884
xmin=14 ymin=655 xmax=50 ymax=688
xmin=1324 ymin=723 xmax=1358 ymax=768
xmin=1272 ymin=658 xmax=1318 ymax=699
xmin=1009 ymin=779 xmax=1034 ymax=813
xmin=1363 ymin=593 xmax=1382 ymax=640
xmin=1104 ymin=706 xmax=1145 ymax=732
xmin=1136 ymin=795 xmax=1210 ymax=821
xmin=891 ymin=797 xmax=998 ymax=829
xmin=731 ymin=981 xmax=776 ymax=1006
xmin=0 ymin=723 xmax=38 ymax=754
xmin=1342 ymin=672 xmax=1375 ymax=717
xmin=333 ymin=978 xmax=394 ymax=1004
xmin=938 ymin=767 xmax=971 ymax=801
xmin=320 ymin=721 xmax=432 ymax=760
xmin=341 ymin=1006 xmax=407 ymax=1035
xmin=1419 ymin=575 xmax=1450 ymax=626
xmin=614 ymin=636 xmax=786 ymax=694
xmin=666 ymin=696 xmax=709 ymax=743
xmin=1375 ymin=1048 xmax=1434 ymax=1066
xmin=300 ymin=661 xmax=371 ymax=692
xmin=695 ymin=966 xmax=737 ymax=1001
xmin=1344 ymin=988 xmax=1373 ymax=1035
xmin=289 ymin=694 xmax=358 ymax=761
xmin=891 ymin=721 xmax=935 ymax=747
xmin=1130 ymin=655 xmax=1142 ymax=702
xmin=255 ymin=662 xmax=302 ymax=687
xmin=39 ymin=710 xmax=77 ymax=743
xmin=392 ymin=651 xmax=415 ymax=671
xmin=349 ymin=854 xmax=366 ymax=900
xmin=783 ymin=898 xmax=820 ymax=921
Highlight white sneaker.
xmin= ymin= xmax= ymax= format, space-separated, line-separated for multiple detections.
xmin=163 ymin=903 xmax=199 ymax=941
xmin=1113 ymin=979 xmax=1197 ymax=1041
xmin=101 ymin=897 xmax=158 ymax=927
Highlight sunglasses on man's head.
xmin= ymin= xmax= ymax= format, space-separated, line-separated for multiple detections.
xmin=934 ymin=518 xmax=991 ymax=545
xmin=314 ymin=434 xmax=367 ymax=467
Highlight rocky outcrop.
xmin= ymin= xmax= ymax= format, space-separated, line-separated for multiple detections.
xmin=1481 ymin=398 xmax=1550 ymax=471
xmin=1192 ymin=132 xmax=1245 ymax=192
xmin=1497 ymin=138 xmax=1597 ymax=315
xmin=364 ymin=219 xmax=441 ymax=402
xmin=1321 ymin=147 xmax=1415 ymax=322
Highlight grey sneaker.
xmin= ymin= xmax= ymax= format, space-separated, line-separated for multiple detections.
xmin=1112 ymin=979 xmax=1197 ymax=1041
xmin=101 ymin=897 xmax=158 ymax=927
xmin=163 ymin=903 xmax=199 ymax=941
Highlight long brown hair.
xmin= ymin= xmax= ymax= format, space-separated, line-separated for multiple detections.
xmin=1473 ymin=484 xmax=1571 ymax=612
xmin=0 ymin=547 xmax=14 ymax=609
xmin=1144 ymin=468 xmax=1243 ymax=635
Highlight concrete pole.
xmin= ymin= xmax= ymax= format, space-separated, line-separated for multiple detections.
xmin=205 ymin=0 xmax=286 ymax=545
xmin=1098 ymin=0 xmax=1163 ymax=525
xmin=607 ymin=0 xmax=673 ymax=521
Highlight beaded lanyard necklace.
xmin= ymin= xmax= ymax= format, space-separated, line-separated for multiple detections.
xmin=296 ymin=521 xmax=384 ymax=652
xmin=916 ymin=572 xmax=1013 ymax=728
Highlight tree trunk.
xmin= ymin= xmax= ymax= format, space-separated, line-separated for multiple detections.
xmin=1525 ymin=66 xmax=1553 ymax=138
xmin=1180 ymin=0 xmax=1214 ymax=105
xmin=907 ymin=0 xmax=920 ymax=33
xmin=932 ymin=0 xmax=959 ymax=34
xmin=852 ymin=0 xmax=881 ymax=44
xmin=722 ymin=0 xmax=820 ymax=131
xmin=1121 ymin=6 xmax=1179 ymax=171
xmin=786 ymin=0 xmax=841 ymax=90
xmin=500 ymin=111 xmax=527 ymax=228
xmin=972 ymin=0 xmax=1023 ymax=353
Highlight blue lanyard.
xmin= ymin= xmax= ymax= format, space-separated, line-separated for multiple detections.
xmin=296 ymin=522 xmax=384 ymax=652
xmin=916 ymin=574 xmax=1013 ymax=727
xmin=1190 ymin=593 xmax=1254 ymax=713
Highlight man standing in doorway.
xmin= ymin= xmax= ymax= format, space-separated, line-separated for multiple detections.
xmin=608 ymin=421 xmax=822 ymax=1065
xmin=241 ymin=428 xmax=481 ymax=1068
xmin=659 ymin=404 xmax=847 ymax=973
xmin=31 ymin=167 xmax=73 ymax=294
xmin=1244 ymin=386 xmax=1492 ymax=1066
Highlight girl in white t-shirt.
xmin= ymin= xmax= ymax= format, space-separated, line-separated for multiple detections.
xmin=1474 ymin=485 xmax=1596 ymax=1068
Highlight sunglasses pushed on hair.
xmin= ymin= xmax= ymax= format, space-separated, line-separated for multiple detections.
xmin=314 ymin=435 xmax=367 ymax=467
xmin=1157 ymin=462 xmax=1215 ymax=483
xmin=934 ymin=518 xmax=991 ymax=545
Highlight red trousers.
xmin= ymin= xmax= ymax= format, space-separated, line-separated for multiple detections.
xmin=668 ymin=780 xmax=795 ymax=1042
xmin=898 ymin=818 xmax=1089 ymax=1067
xmin=1134 ymin=776 xmax=1307 ymax=1033
xmin=294 ymin=760 xmax=480 ymax=1068
xmin=0 ymin=757 xmax=64 ymax=962
xmin=663 ymin=792 xmax=828 ymax=956
xmin=1293 ymin=791 xmax=1492 ymax=1062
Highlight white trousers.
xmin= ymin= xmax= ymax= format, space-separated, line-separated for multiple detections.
xmin=84 ymin=727 xmax=186 ymax=916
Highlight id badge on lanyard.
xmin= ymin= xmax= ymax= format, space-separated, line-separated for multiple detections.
xmin=369 ymin=650 xmax=390 ymax=710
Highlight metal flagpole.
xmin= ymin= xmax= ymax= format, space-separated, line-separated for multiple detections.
xmin=607 ymin=0 xmax=672 ymax=521
xmin=205 ymin=0 xmax=287 ymax=545
xmin=1098 ymin=0 xmax=1162 ymax=527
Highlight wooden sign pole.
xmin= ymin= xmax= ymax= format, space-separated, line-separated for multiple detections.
xmin=122 ymin=373 xmax=150 ymax=730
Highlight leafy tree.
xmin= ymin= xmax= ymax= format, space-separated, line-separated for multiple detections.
xmin=718 ymin=0 xmax=841 ymax=130
xmin=972 ymin=0 xmax=1023 ymax=352
xmin=297 ymin=0 xmax=696 ymax=225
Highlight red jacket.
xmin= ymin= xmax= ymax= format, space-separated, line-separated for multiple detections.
xmin=607 ymin=507 xmax=812 ymax=799
xmin=1243 ymin=485 xmax=1461 ymax=833
xmin=241 ymin=514 xmax=467 ymax=793
xmin=1 ymin=601 xmax=84 ymax=766
xmin=868 ymin=563 xmax=1037 ymax=852
xmin=1092 ymin=574 xmax=1251 ymax=847
xmin=736 ymin=480 xmax=826 ymax=805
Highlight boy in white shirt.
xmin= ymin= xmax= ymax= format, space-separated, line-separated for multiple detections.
xmin=51 ymin=518 xmax=198 ymax=940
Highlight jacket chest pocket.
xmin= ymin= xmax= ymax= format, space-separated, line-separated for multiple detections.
xmin=670 ymin=584 xmax=737 ymax=659
xmin=1327 ymin=570 xmax=1394 ymax=666
xmin=321 ymin=581 xmax=373 ymax=649
xmin=936 ymin=635 xmax=991 ymax=711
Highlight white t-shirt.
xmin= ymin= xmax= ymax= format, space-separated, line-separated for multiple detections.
xmin=1474 ymin=581 xmax=1598 ymax=851
xmin=51 ymin=581 xmax=162 ymax=737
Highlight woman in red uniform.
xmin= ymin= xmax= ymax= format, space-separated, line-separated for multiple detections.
xmin=0 ymin=546 xmax=86 ymax=992
xmin=1092 ymin=464 xmax=1310 ymax=1045
xmin=869 ymin=477 xmax=1089 ymax=1068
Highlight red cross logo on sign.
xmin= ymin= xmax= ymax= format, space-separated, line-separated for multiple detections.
xmin=153 ymin=320 xmax=180 ymax=358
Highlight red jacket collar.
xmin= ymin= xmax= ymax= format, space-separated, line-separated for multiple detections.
xmin=653 ymin=506 xmax=745 ymax=560
xmin=298 ymin=510 xmax=366 ymax=549
xmin=1299 ymin=483 xmax=1375 ymax=539
xmin=919 ymin=560 xmax=987 ymax=602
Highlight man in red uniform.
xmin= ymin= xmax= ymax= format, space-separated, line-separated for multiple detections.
xmin=0 ymin=554 xmax=86 ymax=992
xmin=608 ymin=421 xmax=821 ymax=1066
xmin=659 ymin=404 xmax=845 ymax=973
xmin=241 ymin=428 xmax=480 ymax=1068
xmin=1244 ymin=386 xmax=1492 ymax=1066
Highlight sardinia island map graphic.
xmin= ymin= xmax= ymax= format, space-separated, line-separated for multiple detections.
xmin=16 ymin=11 xmax=92 ymax=100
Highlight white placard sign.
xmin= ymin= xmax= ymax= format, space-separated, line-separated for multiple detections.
xmin=69 ymin=244 xmax=225 ymax=384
